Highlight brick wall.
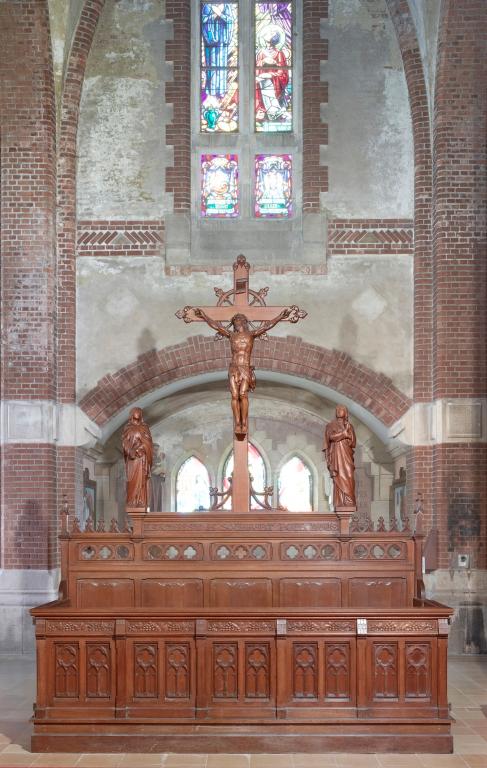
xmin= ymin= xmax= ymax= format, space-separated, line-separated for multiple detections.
xmin=303 ymin=0 xmax=328 ymax=211
xmin=165 ymin=0 xmax=191 ymax=211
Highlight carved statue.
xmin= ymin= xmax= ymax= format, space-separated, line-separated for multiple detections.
xmin=194 ymin=307 xmax=291 ymax=437
xmin=323 ymin=405 xmax=357 ymax=510
xmin=122 ymin=407 xmax=153 ymax=509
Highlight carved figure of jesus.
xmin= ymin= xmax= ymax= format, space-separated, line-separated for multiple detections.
xmin=323 ymin=405 xmax=357 ymax=510
xmin=194 ymin=308 xmax=291 ymax=437
xmin=122 ymin=407 xmax=154 ymax=509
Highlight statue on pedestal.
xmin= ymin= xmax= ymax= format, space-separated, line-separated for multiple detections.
xmin=323 ymin=405 xmax=357 ymax=510
xmin=122 ymin=407 xmax=153 ymax=510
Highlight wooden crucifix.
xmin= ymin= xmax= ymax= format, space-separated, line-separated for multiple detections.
xmin=175 ymin=255 xmax=307 ymax=511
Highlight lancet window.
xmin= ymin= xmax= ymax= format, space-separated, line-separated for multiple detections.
xmin=222 ymin=442 xmax=267 ymax=510
xmin=278 ymin=456 xmax=313 ymax=511
xmin=175 ymin=456 xmax=211 ymax=512
xmin=197 ymin=2 xmax=297 ymax=220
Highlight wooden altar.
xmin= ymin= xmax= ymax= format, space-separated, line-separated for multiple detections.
xmin=31 ymin=509 xmax=453 ymax=753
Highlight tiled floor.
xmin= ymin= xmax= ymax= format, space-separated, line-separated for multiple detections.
xmin=0 ymin=657 xmax=486 ymax=767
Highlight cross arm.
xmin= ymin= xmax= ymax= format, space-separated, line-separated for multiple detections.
xmin=175 ymin=304 xmax=307 ymax=324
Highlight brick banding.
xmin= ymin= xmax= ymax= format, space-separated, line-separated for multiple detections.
xmin=79 ymin=336 xmax=412 ymax=428
xmin=328 ymin=219 xmax=414 ymax=255
xmin=77 ymin=220 xmax=165 ymax=257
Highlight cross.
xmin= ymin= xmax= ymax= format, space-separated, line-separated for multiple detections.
xmin=175 ymin=255 xmax=307 ymax=512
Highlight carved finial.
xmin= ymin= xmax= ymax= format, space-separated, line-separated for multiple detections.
xmin=84 ymin=515 xmax=94 ymax=533
xmin=403 ymin=515 xmax=411 ymax=532
xmin=71 ymin=517 xmax=81 ymax=533
xmin=233 ymin=254 xmax=249 ymax=271
xmin=376 ymin=516 xmax=386 ymax=532
xmin=96 ymin=518 xmax=106 ymax=533
xmin=110 ymin=517 xmax=120 ymax=533
xmin=389 ymin=516 xmax=399 ymax=532
xmin=288 ymin=305 xmax=308 ymax=323
xmin=123 ymin=517 xmax=133 ymax=533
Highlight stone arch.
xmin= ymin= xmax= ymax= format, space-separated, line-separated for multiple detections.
xmin=79 ymin=336 xmax=412 ymax=430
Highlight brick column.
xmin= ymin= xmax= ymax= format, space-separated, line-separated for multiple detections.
xmin=0 ymin=0 xmax=57 ymax=570
xmin=432 ymin=0 xmax=487 ymax=569
xmin=302 ymin=0 xmax=328 ymax=211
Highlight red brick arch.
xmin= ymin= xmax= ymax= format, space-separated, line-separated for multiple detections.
xmin=79 ymin=336 xmax=412 ymax=428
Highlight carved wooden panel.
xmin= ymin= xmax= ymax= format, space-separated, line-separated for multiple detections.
xmin=165 ymin=643 xmax=190 ymax=699
xmin=86 ymin=643 xmax=111 ymax=698
xmin=54 ymin=643 xmax=79 ymax=698
xmin=77 ymin=579 xmax=135 ymax=608
xmin=140 ymin=579 xmax=203 ymax=608
xmin=279 ymin=579 xmax=341 ymax=608
xmin=209 ymin=579 xmax=272 ymax=608
xmin=405 ymin=643 xmax=431 ymax=699
xmin=134 ymin=644 xmax=159 ymax=698
xmin=213 ymin=643 xmax=238 ymax=699
xmin=373 ymin=643 xmax=398 ymax=699
xmin=324 ymin=642 xmax=350 ymax=700
xmin=293 ymin=643 xmax=318 ymax=700
xmin=349 ymin=578 xmax=407 ymax=608
xmin=210 ymin=543 xmax=271 ymax=561
xmin=245 ymin=643 xmax=270 ymax=699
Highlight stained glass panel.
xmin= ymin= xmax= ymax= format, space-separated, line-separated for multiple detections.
xmin=254 ymin=154 xmax=292 ymax=217
xmin=201 ymin=154 xmax=239 ymax=217
xmin=278 ymin=456 xmax=313 ymax=511
xmin=255 ymin=3 xmax=292 ymax=131
xmin=223 ymin=443 xmax=266 ymax=510
xmin=201 ymin=3 xmax=239 ymax=132
xmin=176 ymin=456 xmax=210 ymax=512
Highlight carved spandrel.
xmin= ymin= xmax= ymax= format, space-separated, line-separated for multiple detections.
xmin=134 ymin=644 xmax=158 ymax=698
xmin=405 ymin=643 xmax=431 ymax=699
xmin=86 ymin=643 xmax=111 ymax=698
xmin=325 ymin=643 xmax=350 ymax=700
xmin=245 ymin=643 xmax=270 ymax=699
xmin=373 ymin=643 xmax=398 ymax=699
xmin=213 ymin=644 xmax=238 ymax=699
xmin=293 ymin=643 xmax=318 ymax=700
xmin=55 ymin=643 xmax=79 ymax=698
xmin=166 ymin=644 xmax=190 ymax=699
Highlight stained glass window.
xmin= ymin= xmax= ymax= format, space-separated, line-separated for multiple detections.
xmin=222 ymin=443 xmax=266 ymax=510
xmin=255 ymin=3 xmax=292 ymax=132
xmin=201 ymin=154 xmax=239 ymax=217
xmin=201 ymin=3 xmax=239 ymax=132
xmin=255 ymin=154 xmax=292 ymax=217
xmin=176 ymin=456 xmax=211 ymax=512
xmin=278 ymin=456 xmax=313 ymax=511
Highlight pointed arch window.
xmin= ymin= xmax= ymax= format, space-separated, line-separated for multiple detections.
xmin=176 ymin=456 xmax=211 ymax=512
xmin=197 ymin=2 xmax=298 ymax=220
xmin=222 ymin=442 xmax=266 ymax=509
xmin=278 ymin=456 xmax=313 ymax=511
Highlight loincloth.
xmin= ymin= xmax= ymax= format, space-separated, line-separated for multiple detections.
xmin=229 ymin=363 xmax=256 ymax=392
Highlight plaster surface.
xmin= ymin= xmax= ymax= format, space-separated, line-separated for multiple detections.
xmin=322 ymin=0 xmax=414 ymax=218
xmin=77 ymin=0 xmax=171 ymax=219
xmin=76 ymin=254 xmax=413 ymax=398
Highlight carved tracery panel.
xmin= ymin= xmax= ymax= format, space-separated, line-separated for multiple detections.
xmin=245 ymin=643 xmax=270 ymax=699
xmin=325 ymin=642 xmax=350 ymax=700
xmin=166 ymin=643 xmax=190 ymax=699
xmin=405 ymin=643 xmax=431 ymax=699
xmin=373 ymin=643 xmax=398 ymax=699
xmin=213 ymin=643 xmax=238 ymax=699
xmin=293 ymin=643 xmax=318 ymax=699
xmin=134 ymin=644 xmax=158 ymax=698
xmin=54 ymin=643 xmax=79 ymax=698
xmin=86 ymin=643 xmax=111 ymax=698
